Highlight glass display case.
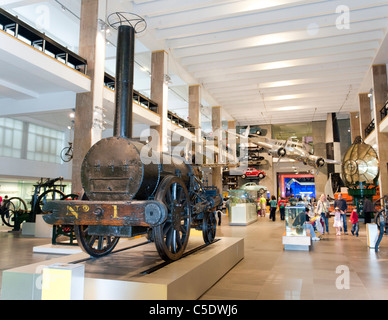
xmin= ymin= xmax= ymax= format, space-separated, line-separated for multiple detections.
xmin=285 ymin=206 xmax=306 ymax=236
xmin=228 ymin=189 xmax=257 ymax=225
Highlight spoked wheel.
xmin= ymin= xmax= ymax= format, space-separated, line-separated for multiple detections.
xmin=1 ymin=197 xmax=28 ymax=227
xmin=60 ymin=145 xmax=73 ymax=162
xmin=34 ymin=189 xmax=65 ymax=215
xmin=153 ymin=176 xmax=191 ymax=261
xmin=74 ymin=225 xmax=120 ymax=257
xmin=202 ymin=210 xmax=217 ymax=244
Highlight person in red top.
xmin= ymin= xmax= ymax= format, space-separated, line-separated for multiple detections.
xmin=278 ymin=197 xmax=287 ymax=220
xmin=349 ymin=209 xmax=359 ymax=237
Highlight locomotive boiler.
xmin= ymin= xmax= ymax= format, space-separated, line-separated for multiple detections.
xmin=43 ymin=20 xmax=222 ymax=261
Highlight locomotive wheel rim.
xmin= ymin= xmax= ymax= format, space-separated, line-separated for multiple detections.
xmin=154 ymin=176 xmax=191 ymax=261
xmin=202 ymin=211 xmax=217 ymax=244
xmin=74 ymin=225 xmax=120 ymax=257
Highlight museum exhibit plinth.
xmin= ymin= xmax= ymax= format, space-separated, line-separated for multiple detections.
xmin=1 ymin=234 xmax=244 ymax=300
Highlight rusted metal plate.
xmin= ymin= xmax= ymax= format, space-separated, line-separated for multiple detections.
xmin=42 ymin=199 xmax=166 ymax=227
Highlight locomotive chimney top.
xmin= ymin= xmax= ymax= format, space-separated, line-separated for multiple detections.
xmin=107 ymin=12 xmax=147 ymax=139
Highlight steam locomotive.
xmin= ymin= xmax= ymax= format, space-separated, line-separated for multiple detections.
xmin=43 ymin=24 xmax=222 ymax=261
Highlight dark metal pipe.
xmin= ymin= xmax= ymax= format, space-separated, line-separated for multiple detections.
xmin=113 ymin=25 xmax=135 ymax=138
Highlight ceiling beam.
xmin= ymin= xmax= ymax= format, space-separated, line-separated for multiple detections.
xmin=173 ymin=19 xmax=388 ymax=58
xmin=179 ymin=30 xmax=384 ymax=66
xmin=154 ymin=0 xmax=388 ymax=38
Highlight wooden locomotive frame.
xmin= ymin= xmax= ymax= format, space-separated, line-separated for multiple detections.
xmin=43 ymin=16 xmax=222 ymax=262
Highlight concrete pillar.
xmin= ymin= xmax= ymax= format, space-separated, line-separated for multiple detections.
xmin=358 ymin=93 xmax=372 ymax=139
xmin=326 ymin=113 xmax=343 ymax=195
xmin=211 ymin=106 xmax=223 ymax=193
xmin=349 ymin=111 xmax=361 ymax=142
xmin=371 ymin=64 xmax=388 ymax=197
xmin=188 ymin=85 xmax=202 ymax=164
xmin=151 ymin=50 xmax=169 ymax=153
xmin=312 ymin=120 xmax=328 ymax=198
xmin=72 ymin=0 xmax=106 ymax=194
xmin=258 ymin=124 xmax=274 ymax=197
xmin=227 ymin=120 xmax=236 ymax=164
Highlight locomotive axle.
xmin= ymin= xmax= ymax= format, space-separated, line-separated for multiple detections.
xmin=43 ymin=199 xmax=167 ymax=227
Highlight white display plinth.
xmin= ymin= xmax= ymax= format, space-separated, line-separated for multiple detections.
xmin=34 ymin=215 xmax=53 ymax=238
xmin=33 ymin=244 xmax=82 ymax=255
xmin=229 ymin=203 xmax=257 ymax=225
xmin=21 ymin=222 xmax=35 ymax=235
xmin=282 ymin=234 xmax=311 ymax=251
xmin=1 ymin=236 xmax=244 ymax=300
xmin=367 ymin=223 xmax=378 ymax=248
xmin=42 ymin=263 xmax=85 ymax=300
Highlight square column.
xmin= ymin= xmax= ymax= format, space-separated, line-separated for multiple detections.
xmin=72 ymin=0 xmax=106 ymax=194
xmin=188 ymin=85 xmax=202 ymax=164
xmin=212 ymin=106 xmax=223 ymax=193
xmin=151 ymin=50 xmax=169 ymax=153
xmin=349 ymin=111 xmax=361 ymax=142
xmin=358 ymin=93 xmax=372 ymax=139
xmin=371 ymin=65 xmax=388 ymax=196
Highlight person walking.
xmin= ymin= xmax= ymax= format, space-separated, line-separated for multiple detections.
xmin=334 ymin=193 xmax=348 ymax=234
xmin=259 ymin=194 xmax=267 ymax=217
xmin=333 ymin=207 xmax=343 ymax=236
xmin=269 ymin=195 xmax=277 ymax=221
xmin=350 ymin=208 xmax=359 ymax=237
xmin=278 ymin=197 xmax=287 ymax=220
xmin=316 ymin=194 xmax=330 ymax=234
xmin=363 ymin=197 xmax=374 ymax=224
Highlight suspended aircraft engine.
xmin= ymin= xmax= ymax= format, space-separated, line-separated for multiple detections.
xmin=316 ymin=158 xmax=325 ymax=168
xmin=277 ymin=147 xmax=286 ymax=157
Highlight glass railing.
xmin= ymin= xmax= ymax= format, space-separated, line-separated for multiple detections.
xmin=0 ymin=8 xmax=87 ymax=73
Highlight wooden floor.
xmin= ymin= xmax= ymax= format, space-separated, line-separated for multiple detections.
xmin=1 ymin=212 xmax=388 ymax=300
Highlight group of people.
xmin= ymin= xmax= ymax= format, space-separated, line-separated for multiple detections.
xmin=257 ymin=194 xmax=303 ymax=222
xmin=258 ymin=192 xmax=361 ymax=238
xmin=316 ymin=193 xmax=360 ymax=236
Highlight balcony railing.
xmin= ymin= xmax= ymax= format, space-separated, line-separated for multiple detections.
xmin=104 ymin=73 xmax=158 ymax=113
xmin=0 ymin=8 xmax=87 ymax=73
xmin=380 ymin=99 xmax=388 ymax=121
xmin=365 ymin=119 xmax=375 ymax=137
xmin=103 ymin=73 xmax=195 ymax=134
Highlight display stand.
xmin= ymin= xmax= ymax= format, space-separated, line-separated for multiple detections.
xmin=228 ymin=189 xmax=258 ymax=226
xmin=282 ymin=206 xmax=311 ymax=251
xmin=366 ymin=223 xmax=378 ymax=248
xmin=229 ymin=203 xmax=257 ymax=225
xmin=1 ymin=235 xmax=244 ymax=300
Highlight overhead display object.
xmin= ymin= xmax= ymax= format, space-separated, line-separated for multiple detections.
xmin=342 ymin=136 xmax=379 ymax=186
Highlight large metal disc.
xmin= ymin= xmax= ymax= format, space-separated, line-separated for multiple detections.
xmin=342 ymin=136 xmax=379 ymax=186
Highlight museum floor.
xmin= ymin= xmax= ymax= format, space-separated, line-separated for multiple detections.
xmin=1 ymin=212 xmax=388 ymax=300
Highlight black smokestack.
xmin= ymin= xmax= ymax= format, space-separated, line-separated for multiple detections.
xmin=113 ymin=25 xmax=135 ymax=138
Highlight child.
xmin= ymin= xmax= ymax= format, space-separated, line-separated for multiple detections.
xmin=333 ymin=207 xmax=342 ymax=236
xmin=350 ymin=209 xmax=359 ymax=237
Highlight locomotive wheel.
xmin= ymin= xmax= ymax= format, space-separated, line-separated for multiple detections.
xmin=1 ymin=197 xmax=28 ymax=227
xmin=202 ymin=211 xmax=217 ymax=244
xmin=74 ymin=225 xmax=120 ymax=257
xmin=34 ymin=189 xmax=65 ymax=215
xmin=153 ymin=176 xmax=191 ymax=261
